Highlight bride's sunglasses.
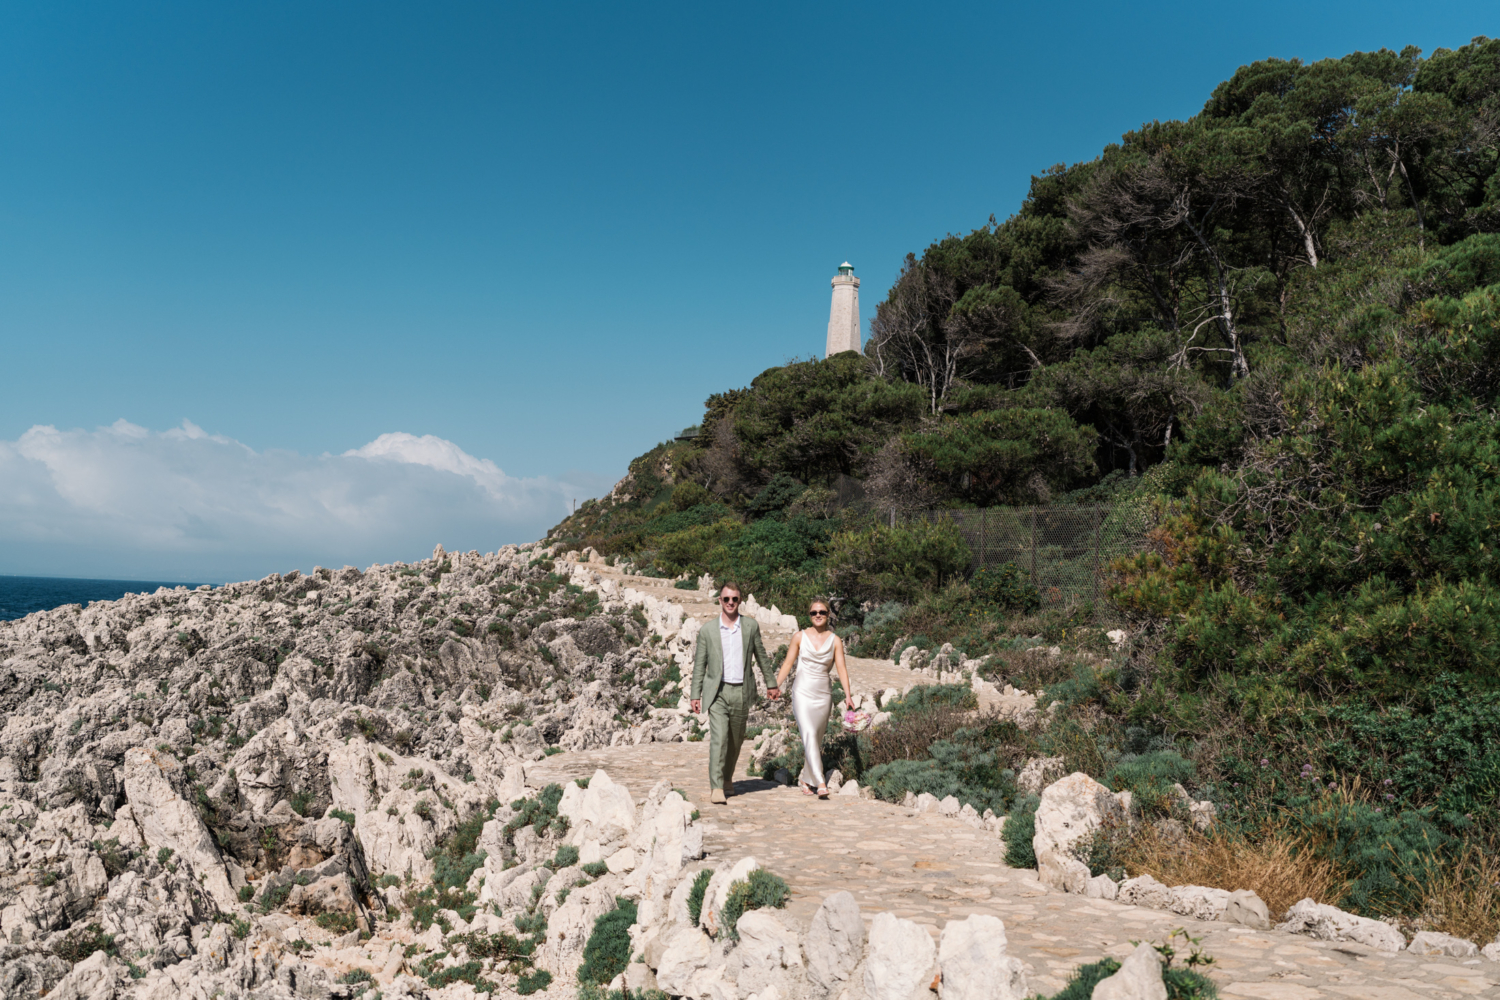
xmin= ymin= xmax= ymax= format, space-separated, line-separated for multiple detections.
xmin=810 ymin=610 xmax=828 ymax=617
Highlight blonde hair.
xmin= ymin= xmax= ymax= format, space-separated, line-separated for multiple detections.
xmin=808 ymin=597 xmax=835 ymax=623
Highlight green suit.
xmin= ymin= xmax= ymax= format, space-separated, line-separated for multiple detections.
xmin=691 ymin=614 xmax=776 ymax=790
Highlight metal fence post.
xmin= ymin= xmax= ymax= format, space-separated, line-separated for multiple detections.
xmin=1030 ymin=507 xmax=1038 ymax=583
xmin=1093 ymin=506 xmax=1102 ymax=609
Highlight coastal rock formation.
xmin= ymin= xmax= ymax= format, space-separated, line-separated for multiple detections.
xmin=0 ymin=542 xmax=730 ymax=998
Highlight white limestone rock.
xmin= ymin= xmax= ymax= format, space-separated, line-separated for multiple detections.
xmin=731 ymin=908 xmax=804 ymax=996
xmin=542 ymin=879 xmax=624 ymax=973
xmin=1277 ymin=898 xmax=1406 ymax=953
xmin=1032 ymin=772 xmax=1124 ymax=891
xmin=1119 ymin=874 xmax=1174 ymax=910
xmin=1407 ymin=931 xmax=1478 ymax=957
xmin=937 ymin=914 xmax=1027 ymax=1000
xmin=1168 ymin=884 xmax=1230 ymax=921
xmin=1222 ymin=889 xmax=1270 ymax=929
xmin=701 ymin=856 xmax=760 ymax=937
xmin=561 ymin=768 xmax=637 ymax=847
xmin=804 ymin=891 xmax=863 ymax=993
xmin=863 ymin=911 xmax=936 ymax=1000
xmin=656 ymin=926 xmax=715 ymax=995
xmin=1084 ymin=874 xmax=1118 ymax=900
xmin=121 ymin=747 xmax=237 ymax=907
xmin=44 ymin=949 xmax=125 ymax=1000
xmin=1091 ymin=941 xmax=1167 ymax=1000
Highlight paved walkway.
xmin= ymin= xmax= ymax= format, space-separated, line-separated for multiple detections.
xmin=546 ymin=561 xmax=1500 ymax=999
xmin=529 ymin=741 xmax=1498 ymax=1000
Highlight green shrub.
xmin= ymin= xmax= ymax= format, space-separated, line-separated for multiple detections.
xmin=1040 ymin=957 xmax=1121 ymax=1000
xmin=504 ymin=784 xmax=569 ymax=843
xmin=582 ymin=861 xmax=609 ymax=877
xmin=1004 ymin=795 xmax=1040 ymax=869
xmin=315 ymin=912 xmax=358 ymax=934
xmin=826 ymin=519 xmax=972 ymax=604
xmin=289 ymin=788 xmax=316 ymax=816
xmin=674 ymin=578 xmax=698 ymax=590
xmin=54 ymin=923 xmax=117 ymax=963
xmin=1288 ymin=795 xmax=1446 ymax=915
xmin=1038 ymin=944 xmax=1218 ymax=999
xmin=969 ymin=562 xmax=1042 ymax=613
xmin=426 ymin=960 xmax=497 ymax=992
xmin=514 ymin=909 xmax=547 ymax=935
xmin=156 ymin=847 xmax=174 ymax=867
xmin=686 ymin=869 xmax=713 ymax=925
xmin=1107 ymin=750 xmax=1197 ymax=816
xmin=861 ymin=740 xmax=1015 ymax=816
xmin=238 ymin=885 xmax=255 ymax=903
xmin=431 ymin=797 xmax=501 ymax=891
xmin=719 ymin=869 xmax=789 ymax=940
xmin=655 ymin=519 xmax=744 ymax=575
xmin=258 ymin=881 xmax=294 ymax=913
xmin=90 ymin=838 xmax=129 ymax=878
xmin=329 ymin=808 xmax=356 ymax=825
xmin=670 ymin=482 xmax=713 ymax=512
xmin=232 ymin=917 xmax=251 ymax=940
xmin=552 ymin=844 xmax=580 ymax=869
xmin=516 ymin=969 xmax=553 ymax=994
xmin=448 ymin=930 xmax=536 ymax=961
xmin=745 ymin=473 xmax=807 ymax=518
xmin=577 ymin=896 xmax=638 ymax=985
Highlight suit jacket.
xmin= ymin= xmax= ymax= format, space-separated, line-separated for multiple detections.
xmin=690 ymin=614 xmax=776 ymax=706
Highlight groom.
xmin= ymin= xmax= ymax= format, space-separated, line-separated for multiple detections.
xmin=690 ymin=582 xmax=779 ymax=804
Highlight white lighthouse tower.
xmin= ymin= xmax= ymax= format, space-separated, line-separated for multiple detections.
xmin=825 ymin=261 xmax=861 ymax=357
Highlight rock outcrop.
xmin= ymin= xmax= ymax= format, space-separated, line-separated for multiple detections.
xmin=1032 ymin=771 xmax=1126 ymax=891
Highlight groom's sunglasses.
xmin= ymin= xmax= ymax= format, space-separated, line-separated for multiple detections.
xmin=720 ymin=596 xmax=740 ymax=604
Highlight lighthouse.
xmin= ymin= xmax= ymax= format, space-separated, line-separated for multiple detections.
xmin=825 ymin=261 xmax=861 ymax=357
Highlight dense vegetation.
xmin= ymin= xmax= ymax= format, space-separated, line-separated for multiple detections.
xmin=551 ymin=39 xmax=1500 ymax=939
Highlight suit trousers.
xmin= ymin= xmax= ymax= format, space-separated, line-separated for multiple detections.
xmin=707 ymin=680 xmax=749 ymax=791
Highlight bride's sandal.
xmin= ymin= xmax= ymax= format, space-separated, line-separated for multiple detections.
xmin=800 ymin=782 xmax=816 ymax=796
xmin=817 ymin=784 xmax=829 ymax=799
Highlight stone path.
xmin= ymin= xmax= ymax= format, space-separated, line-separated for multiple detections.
xmin=568 ymin=560 xmax=986 ymax=706
xmin=552 ymin=560 xmax=1500 ymax=998
xmin=530 ymin=743 xmax=1499 ymax=1000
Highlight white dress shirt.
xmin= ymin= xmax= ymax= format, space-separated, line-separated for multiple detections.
xmin=719 ymin=615 xmax=744 ymax=683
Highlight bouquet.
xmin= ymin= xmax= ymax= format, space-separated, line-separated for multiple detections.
xmin=841 ymin=709 xmax=872 ymax=733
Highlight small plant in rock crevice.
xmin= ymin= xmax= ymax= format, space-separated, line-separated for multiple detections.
xmin=718 ymin=868 xmax=789 ymax=940
xmin=576 ymin=896 xmax=638 ymax=986
xmin=685 ymin=869 xmax=713 ymax=926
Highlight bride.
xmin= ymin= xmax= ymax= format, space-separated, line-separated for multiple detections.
xmin=774 ymin=598 xmax=853 ymax=799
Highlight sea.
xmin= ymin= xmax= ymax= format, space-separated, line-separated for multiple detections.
xmin=0 ymin=575 xmax=205 ymax=622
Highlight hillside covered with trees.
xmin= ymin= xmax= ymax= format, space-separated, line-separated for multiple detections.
xmin=550 ymin=40 xmax=1500 ymax=938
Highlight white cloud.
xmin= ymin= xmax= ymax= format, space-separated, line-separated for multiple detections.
xmin=0 ymin=420 xmax=608 ymax=582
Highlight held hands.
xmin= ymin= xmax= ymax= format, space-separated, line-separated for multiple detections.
xmin=767 ymin=687 xmax=781 ymax=701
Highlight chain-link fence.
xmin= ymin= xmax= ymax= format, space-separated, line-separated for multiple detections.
xmin=901 ymin=504 xmax=1153 ymax=610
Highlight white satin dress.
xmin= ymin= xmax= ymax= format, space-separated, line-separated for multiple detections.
xmin=792 ymin=628 xmax=838 ymax=788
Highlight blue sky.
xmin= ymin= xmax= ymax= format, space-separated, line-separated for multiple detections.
xmin=0 ymin=1 xmax=1491 ymax=581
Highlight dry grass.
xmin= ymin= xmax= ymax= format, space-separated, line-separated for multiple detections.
xmin=859 ymin=702 xmax=973 ymax=770
xmin=1420 ymin=835 xmax=1500 ymax=945
xmin=1119 ymin=820 xmax=1349 ymax=921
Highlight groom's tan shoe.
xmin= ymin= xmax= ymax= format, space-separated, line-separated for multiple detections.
xmin=710 ymin=788 xmax=727 ymax=805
